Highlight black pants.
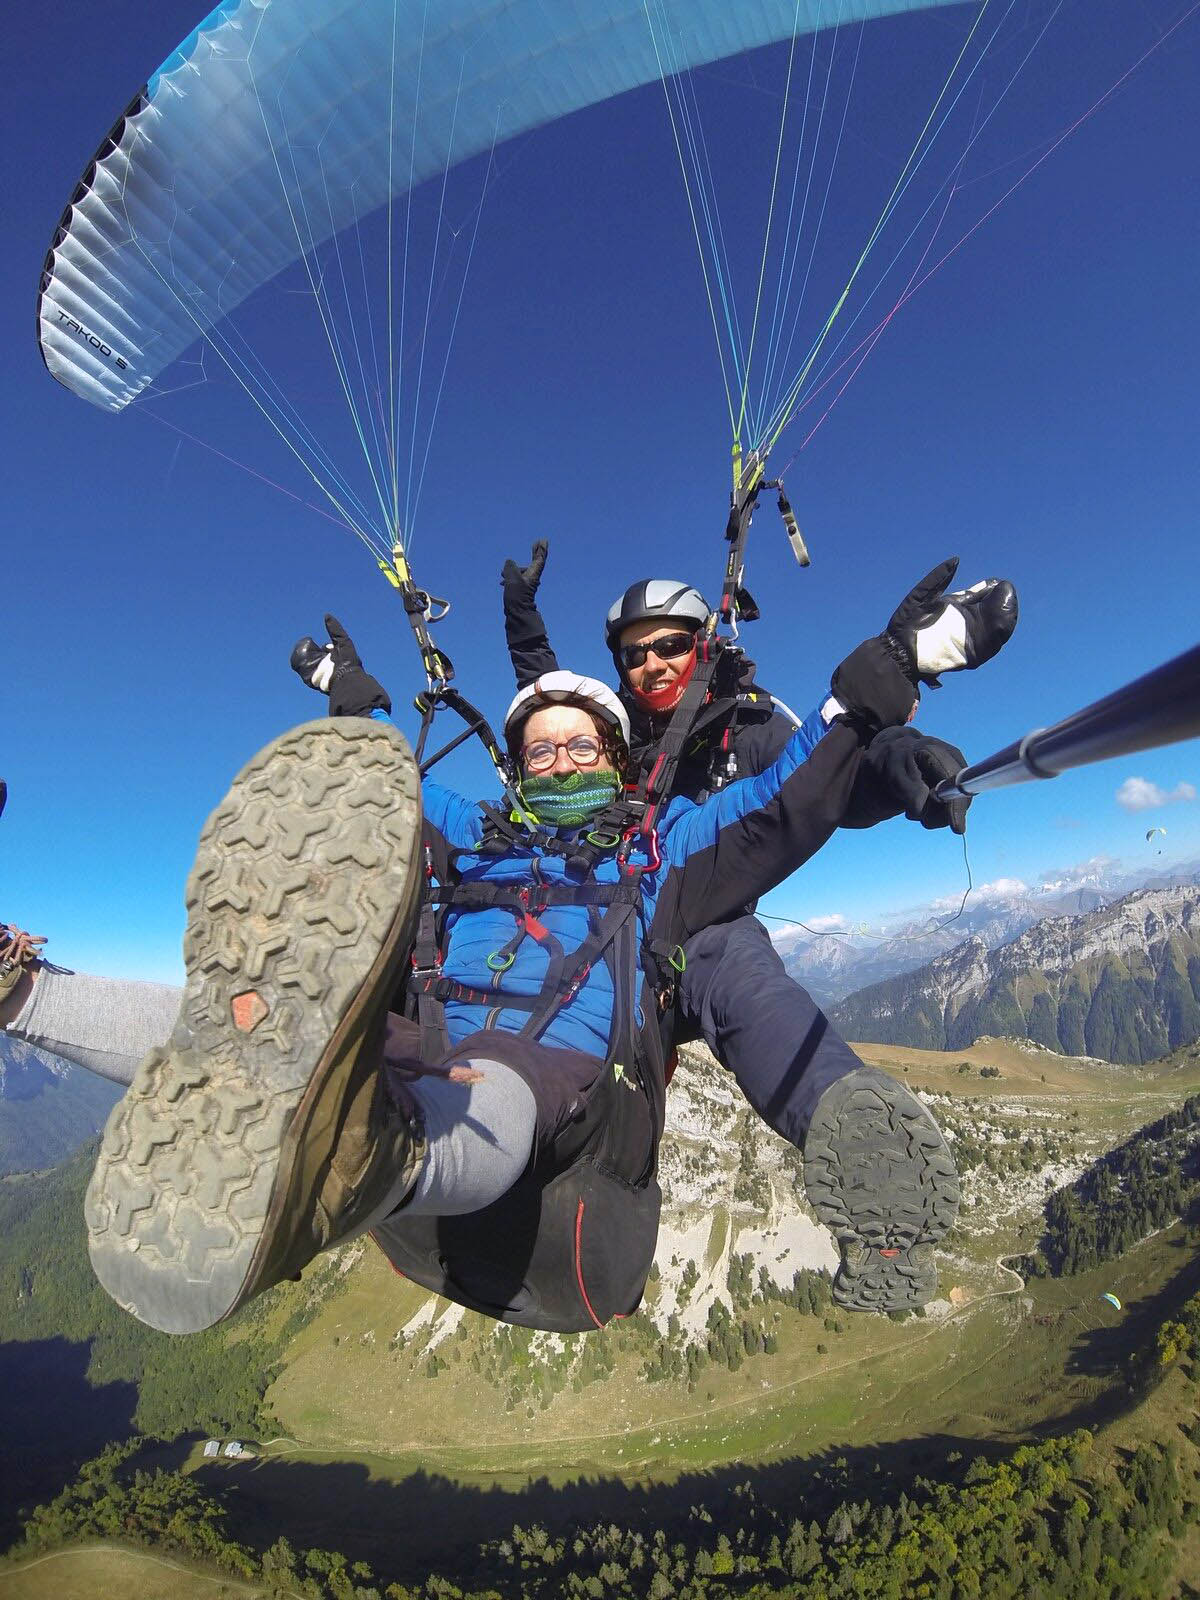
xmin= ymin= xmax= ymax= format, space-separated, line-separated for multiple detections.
xmin=676 ymin=914 xmax=863 ymax=1151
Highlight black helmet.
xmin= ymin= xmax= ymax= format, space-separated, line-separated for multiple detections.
xmin=603 ymin=580 xmax=710 ymax=649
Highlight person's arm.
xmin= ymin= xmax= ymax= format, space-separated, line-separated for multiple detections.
xmin=501 ymin=541 xmax=559 ymax=686
xmin=660 ymin=718 xmax=866 ymax=938
xmin=291 ymin=614 xmax=392 ymax=717
xmin=658 ymin=618 xmax=925 ymax=934
xmin=729 ymin=702 xmax=969 ymax=836
xmin=421 ymin=780 xmax=485 ymax=852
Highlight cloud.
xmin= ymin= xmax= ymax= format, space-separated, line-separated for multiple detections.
xmin=1115 ymin=777 xmax=1197 ymax=814
xmin=1037 ymin=856 xmax=1117 ymax=892
xmin=767 ymin=912 xmax=850 ymax=946
xmin=928 ymin=877 xmax=1027 ymax=913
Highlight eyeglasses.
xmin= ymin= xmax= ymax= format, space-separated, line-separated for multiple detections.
xmin=616 ymin=630 xmax=698 ymax=672
xmin=521 ymin=733 xmax=605 ymax=773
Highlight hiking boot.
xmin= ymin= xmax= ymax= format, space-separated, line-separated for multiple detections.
xmin=803 ymin=1067 xmax=959 ymax=1312
xmin=86 ymin=718 xmax=426 ymax=1335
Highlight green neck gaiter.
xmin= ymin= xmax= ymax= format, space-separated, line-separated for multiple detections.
xmin=518 ymin=768 xmax=620 ymax=828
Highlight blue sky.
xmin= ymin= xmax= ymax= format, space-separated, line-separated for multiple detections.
xmin=4 ymin=0 xmax=1199 ymax=983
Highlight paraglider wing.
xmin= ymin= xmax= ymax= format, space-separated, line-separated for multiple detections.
xmin=1100 ymin=1292 xmax=1121 ymax=1310
xmin=38 ymin=0 xmax=960 ymax=412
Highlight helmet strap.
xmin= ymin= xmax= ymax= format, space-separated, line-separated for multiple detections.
xmin=631 ymin=646 xmax=699 ymax=714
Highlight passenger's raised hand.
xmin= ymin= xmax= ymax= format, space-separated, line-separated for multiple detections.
xmin=290 ymin=614 xmax=392 ymax=718
xmin=501 ymin=539 xmax=549 ymax=603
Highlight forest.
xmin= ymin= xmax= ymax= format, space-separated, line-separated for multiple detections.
xmin=1016 ymin=1095 xmax=1200 ymax=1279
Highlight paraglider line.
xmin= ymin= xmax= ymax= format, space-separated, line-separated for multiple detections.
xmin=135 ymin=407 xmax=364 ymax=539
xmin=761 ymin=7 xmax=864 ymax=428
xmin=771 ymin=0 xmax=1190 ymax=459
xmin=675 ymin=48 xmax=752 ymax=405
xmin=757 ymin=828 xmax=974 ymax=945
xmin=734 ymin=0 xmax=809 ymax=446
xmin=112 ymin=119 xmax=384 ymax=554
xmin=642 ymin=1 xmax=741 ymax=437
xmin=405 ymin=56 xmax=470 ymax=542
xmin=759 ymin=0 xmax=1022 ymax=455
xmin=251 ymin=78 xmax=398 ymax=538
xmin=786 ymin=0 xmax=1064 ymax=430
xmin=396 ymin=0 xmax=433 ymax=534
xmin=794 ymin=164 xmax=962 ymax=453
xmin=756 ymin=0 xmax=838 ymax=421
xmin=410 ymin=119 xmax=503 ymax=525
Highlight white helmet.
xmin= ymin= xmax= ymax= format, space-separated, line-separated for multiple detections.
xmin=504 ymin=670 xmax=631 ymax=756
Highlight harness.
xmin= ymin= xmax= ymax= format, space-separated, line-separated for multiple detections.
xmin=378 ymin=825 xmax=673 ymax=1331
xmin=369 ymin=498 xmax=801 ymax=1330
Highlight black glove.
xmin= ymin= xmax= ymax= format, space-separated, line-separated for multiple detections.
xmin=831 ymin=636 xmax=919 ymax=734
xmin=885 ymin=557 xmax=1019 ymax=687
xmin=290 ymin=614 xmax=392 ymax=718
xmin=501 ymin=539 xmax=548 ymax=604
xmin=863 ymin=726 xmax=971 ymax=834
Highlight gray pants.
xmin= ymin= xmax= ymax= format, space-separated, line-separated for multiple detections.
xmin=5 ymin=966 xmax=534 ymax=1218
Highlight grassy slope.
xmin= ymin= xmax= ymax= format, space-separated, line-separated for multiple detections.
xmin=8 ymin=1035 xmax=1200 ymax=1595
xmin=258 ymin=1037 xmax=1200 ymax=1476
xmin=0 ymin=1545 xmax=265 ymax=1600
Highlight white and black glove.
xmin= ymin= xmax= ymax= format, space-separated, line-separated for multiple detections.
xmin=885 ymin=556 xmax=1018 ymax=687
xmin=290 ymin=614 xmax=392 ymax=718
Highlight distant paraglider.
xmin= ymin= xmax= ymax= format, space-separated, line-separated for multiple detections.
xmin=1100 ymin=1292 xmax=1122 ymax=1311
xmin=1146 ymin=826 xmax=1167 ymax=854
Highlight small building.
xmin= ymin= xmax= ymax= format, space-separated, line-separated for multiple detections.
xmin=223 ymin=1441 xmax=243 ymax=1458
xmin=203 ymin=1441 xmax=221 ymax=1459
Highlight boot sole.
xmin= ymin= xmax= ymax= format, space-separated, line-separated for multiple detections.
xmin=86 ymin=718 xmax=422 ymax=1335
xmin=803 ymin=1068 xmax=960 ymax=1312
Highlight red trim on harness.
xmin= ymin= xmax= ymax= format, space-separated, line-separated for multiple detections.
xmin=574 ymin=1196 xmax=605 ymax=1329
xmin=522 ymin=912 xmax=550 ymax=941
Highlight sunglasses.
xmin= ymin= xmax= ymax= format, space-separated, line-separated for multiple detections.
xmin=522 ymin=733 xmax=605 ymax=773
xmin=616 ymin=630 xmax=698 ymax=672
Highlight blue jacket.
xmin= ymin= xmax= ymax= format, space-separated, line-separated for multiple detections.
xmin=420 ymin=706 xmax=864 ymax=1059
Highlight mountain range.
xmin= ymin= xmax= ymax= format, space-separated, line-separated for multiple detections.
xmin=0 ymin=1036 xmax=120 ymax=1176
xmin=774 ymin=856 xmax=1200 ymax=1006
xmin=829 ymin=884 xmax=1200 ymax=1063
